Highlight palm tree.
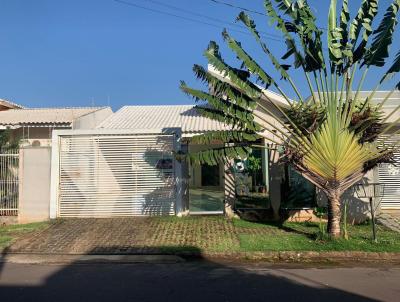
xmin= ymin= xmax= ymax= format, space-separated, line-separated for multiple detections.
xmin=180 ymin=0 xmax=400 ymax=238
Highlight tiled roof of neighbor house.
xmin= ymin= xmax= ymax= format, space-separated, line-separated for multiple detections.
xmin=0 ymin=107 xmax=108 ymax=126
xmin=0 ymin=99 xmax=24 ymax=109
xmin=98 ymin=105 xmax=230 ymax=134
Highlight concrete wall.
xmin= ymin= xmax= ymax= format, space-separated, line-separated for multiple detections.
xmin=315 ymin=169 xmax=378 ymax=224
xmin=18 ymin=147 xmax=51 ymax=223
xmin=73 ymin=107 xmax=113 ymax=129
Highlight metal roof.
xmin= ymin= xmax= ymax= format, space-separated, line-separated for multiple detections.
xmin=98 ymin=105 xmax=230 ymax=134
xmin=0 ymin=107 xmax=108 ymax=126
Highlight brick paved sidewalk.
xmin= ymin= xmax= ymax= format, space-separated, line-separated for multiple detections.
xmin=7 ymin=217 xmax=240 ymax=254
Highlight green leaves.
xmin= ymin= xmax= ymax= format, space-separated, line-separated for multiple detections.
xmin=222 ymin=29 xmax=275 ymax=89
xmin=191 ymin=131 xmax=259 ymax=145
xmin=237 ymin=12 xmax=290 ymax=81
xmin=363 ymin=0 xmax=400 ymax=67
xmin=380 ymin=50 xmax=400 ymax=88
xmin=349 ymin=0 xmax=377 ymax=43
xmin=180 ymin=0 xmax=399 ymax=196
xmin=265 ymin=0 xmax=324 ymax=72
xmin=186 ymin=145 xmax=252 ymax=166
xmin=180 ymin=82 xmax=260 ymax=131
xmin=328 ymin=0 xmax=343 ymax=65
xmin=204 ymin=41 xmax=262 ymax=99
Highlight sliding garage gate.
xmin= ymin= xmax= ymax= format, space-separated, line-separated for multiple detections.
xmin=55 ymin=133 xmax=178 ymax=217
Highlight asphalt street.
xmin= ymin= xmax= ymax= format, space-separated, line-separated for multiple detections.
xmin=0 ymin=260 xmax=399 ymax=302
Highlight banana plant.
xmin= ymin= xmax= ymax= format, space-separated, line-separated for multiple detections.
xmin=180 ymin=0 xmax=400 ymax=238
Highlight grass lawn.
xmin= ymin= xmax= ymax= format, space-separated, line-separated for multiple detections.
xmin=233 ymin=219 xmax=400 ymax=253
xmin=149 ymin=216 xmax=400 ymax=253
xmin=0 ymin=221 xmax=49 ymax=249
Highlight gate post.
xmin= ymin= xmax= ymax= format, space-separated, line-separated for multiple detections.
xmin=49 ymin=131 xmax=60 ymax=219
xmin=18 ymin=147 xmax=51 ymax=223
xmin=173 ymin=129 xmax=187 ymax=216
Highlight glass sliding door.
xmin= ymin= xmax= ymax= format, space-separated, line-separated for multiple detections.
xmin=188 ymin=159 xmax=224 ymax=213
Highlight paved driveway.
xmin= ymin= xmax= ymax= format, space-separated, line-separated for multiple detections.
xmin=8 ymin=217 xmax=238 ymax=254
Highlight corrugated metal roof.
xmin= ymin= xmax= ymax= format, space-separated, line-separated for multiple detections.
xmin=0 ymin=107 xmax=107 ymax=126
xmin=98 ymin=105 xmax=230 ymax=133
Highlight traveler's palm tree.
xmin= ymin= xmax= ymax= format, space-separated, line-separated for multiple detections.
xmin=180 ymin=0 xmax=400 ymax=237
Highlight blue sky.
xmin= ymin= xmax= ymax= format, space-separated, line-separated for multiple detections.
xmin=0 ymin=0 xmax=398 ymax=110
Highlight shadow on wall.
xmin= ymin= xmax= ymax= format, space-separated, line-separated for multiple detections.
xmin=142 ymin=142 xmax=177 ymax=216
xmin=0 ymin=246 xmax=376 ymax=302
xmin=316 ymin=176 xmax=374 ymax=224
xmin=59 ymin=131 xmax=181 ymax=217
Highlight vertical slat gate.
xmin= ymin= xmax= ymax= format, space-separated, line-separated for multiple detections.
xmin=0 ymin=150 xmax=19 ymax=216
xmin=378 ymin=135 xmax=400 ymax=209
xmin=58 ymin=134 xmax=176 ymax=217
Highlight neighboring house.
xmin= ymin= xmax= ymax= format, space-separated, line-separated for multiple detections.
xmin=0 ymin=99 xmax=24 ymax=111
xmin=0 ymin=107 xmax=113 ymax=147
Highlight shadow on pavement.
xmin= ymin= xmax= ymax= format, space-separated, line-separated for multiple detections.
xmin=0 ymin=246 xmax=378 ymax=302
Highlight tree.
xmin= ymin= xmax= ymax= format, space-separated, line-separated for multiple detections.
xmin=180 ymin=0 xmax=400 ymax=238
xmin=0 ymin=129 xmax=19 ymax=152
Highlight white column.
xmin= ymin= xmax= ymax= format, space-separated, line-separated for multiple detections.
xmin=49 ymin=131 xmax=60 ymax=219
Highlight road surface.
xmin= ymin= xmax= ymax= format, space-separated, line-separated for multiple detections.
xmin=0 ymin=260 xmax=399 ymax=301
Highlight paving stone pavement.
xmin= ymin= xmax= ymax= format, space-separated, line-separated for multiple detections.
xmin=377 ymin=212 xmax=400 ymax=233
xmin=7 ymin=217 xmax=240 ymax=254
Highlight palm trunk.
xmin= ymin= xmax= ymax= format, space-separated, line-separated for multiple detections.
xmin=327 ymin=191 xmax=342 ymax=238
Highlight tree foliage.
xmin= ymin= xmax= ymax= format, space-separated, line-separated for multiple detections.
xmin=180 ymin=0 xmax=400 ymax=237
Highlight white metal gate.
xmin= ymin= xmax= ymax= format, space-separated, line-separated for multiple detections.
xmin=378 ymin=135 xmax=400 ymax=209
xmin=56 ymin=133 xmax=177 ymax=217
xmin=0 ymin=150 xmax=19 ymax=216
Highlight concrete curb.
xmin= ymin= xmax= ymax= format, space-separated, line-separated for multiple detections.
xmin=0 ymin=254 xmax=185 ymax=264
xmin=1 ymin=251 xmax=399 ymax=264
xmin=197 ymin=251 xmax=400 ymax=263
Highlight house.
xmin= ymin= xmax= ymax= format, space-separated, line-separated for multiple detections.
xmin=0 ymin=107 xmax=113 ymax=147
xmin=46 ymin=104 xmax=278 ymax=219
xmin=4 ymin=91 xmax=399 ymax=223
xmin=0 ymin=106 xmax=113 ymax=222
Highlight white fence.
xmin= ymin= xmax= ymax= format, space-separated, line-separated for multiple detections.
xmin=0 ymin=150 xmax=19 ymax=216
